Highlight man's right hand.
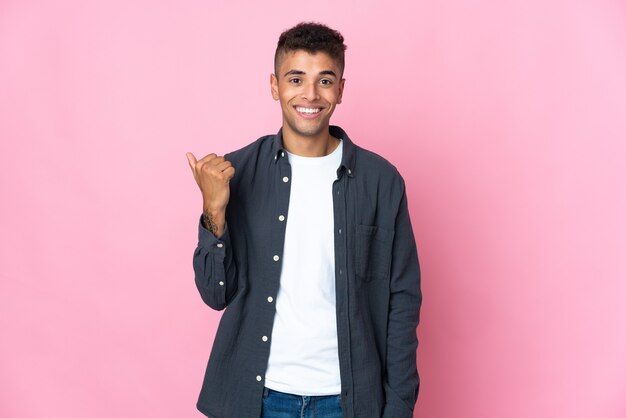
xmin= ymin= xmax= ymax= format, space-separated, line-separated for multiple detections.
xmin=186 ymin=152 xmax=235 ymax=237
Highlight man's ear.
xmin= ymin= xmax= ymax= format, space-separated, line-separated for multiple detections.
xmin=270 ymin=73 xmax=279 ymax=101
xmin=337 ymin=78 xmax=346 ymax=104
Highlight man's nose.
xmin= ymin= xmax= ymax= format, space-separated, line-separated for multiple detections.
xmin=301 ymin=81 xmax=320 ymax=101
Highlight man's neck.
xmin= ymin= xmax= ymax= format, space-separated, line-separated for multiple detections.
xmin=282 ymin=126 xmax=340 ymax=157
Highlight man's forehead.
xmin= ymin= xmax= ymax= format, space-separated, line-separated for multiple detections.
xmin=277 ymin=50 xmax=341 ymax=72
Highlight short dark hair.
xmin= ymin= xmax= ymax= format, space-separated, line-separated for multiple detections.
xmin=274 ymin=22 xmax=347 ymax=77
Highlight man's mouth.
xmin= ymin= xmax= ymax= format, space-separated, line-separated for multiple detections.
xmin=295 ymin=106 xmax=323 ymax=116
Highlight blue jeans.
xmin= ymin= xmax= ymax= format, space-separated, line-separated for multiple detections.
xmin=261 ymin=387 xmax=343 ymax=418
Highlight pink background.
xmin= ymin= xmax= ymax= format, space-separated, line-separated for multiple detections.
xmin=1 ymin=0 xmax=625 ymax=417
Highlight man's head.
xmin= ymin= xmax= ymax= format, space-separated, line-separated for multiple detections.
xmin=271 ymin=23 xmax=347 ymax=141
xmin=274 ymin=22 xmax=347 ymax=79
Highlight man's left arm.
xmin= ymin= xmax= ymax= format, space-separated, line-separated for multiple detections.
xmin=382 ymin=183 xmax=422 ymax=418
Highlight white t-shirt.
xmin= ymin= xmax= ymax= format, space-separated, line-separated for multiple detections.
xmin=264 ymin=140 xmax=343 ymax=396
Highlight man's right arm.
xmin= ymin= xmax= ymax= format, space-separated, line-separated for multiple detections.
xmin=187 ymin=152 xmax=237 ymax=310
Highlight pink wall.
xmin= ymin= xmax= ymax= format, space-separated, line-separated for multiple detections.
xmin=1 ymin=1 xmax=625 ymax=417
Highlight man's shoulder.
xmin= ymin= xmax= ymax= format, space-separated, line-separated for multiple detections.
xmin=352 ymin=142 xmax=405 ymax=184
xmin=331 ymin=124 xmax=405 ymax=183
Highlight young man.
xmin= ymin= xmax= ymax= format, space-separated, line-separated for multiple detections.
xmin=186 ymin=22 xmax=421 ymax=418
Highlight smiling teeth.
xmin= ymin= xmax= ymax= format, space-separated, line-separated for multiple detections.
xmin=296 ymin=107 xmax=321 ymax=114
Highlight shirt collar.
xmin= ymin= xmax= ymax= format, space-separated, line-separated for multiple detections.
xmin=272 ymin=125 xmax=356 ymax=177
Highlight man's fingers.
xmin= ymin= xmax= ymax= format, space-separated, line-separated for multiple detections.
xmin=186 ymin=152 xmax=197 ymax=171
xmin=224 ymin=166 xmax=236 ymax=180
xmin=188 ymin=152 xmax=233 ymax=183
xmin=197 ymin=153 xmax=219 ymax=164
xmin=218 ymin=161 xmax=235 ymax=181
xmin=215 ymin=160 xmax=233 ymax=172
xmin=207 ymin=156 xmax=226 ymax=167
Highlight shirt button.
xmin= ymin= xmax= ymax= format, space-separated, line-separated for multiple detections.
xmin=282 ymin=176 xmax=289 ymax=183
xmin=262 ymin=335 xmax=268 ymax=342
xmin=273 ymin=255 xmax=280 ymax=261
xmin=338 ymin=228 xmax=342 ymax=234
xmin=278 ymin=215 xmax=285 ymax=222
xmin=281 ymin=152 xmax=285 ymax=157
xmin=348 ymin=169 xmax=352 ymax=175
xmin=339 ymin=269 xmax=342 ymax=275
xmin=267 ymin=296 xmax=274 ymax=303
xmin=218 ymin=281 xmax=224 ymax=286
xmin=216 ymin=243 xmax=224 ymax=248
xmin=256 ymin=375 xmax=262 ymax=382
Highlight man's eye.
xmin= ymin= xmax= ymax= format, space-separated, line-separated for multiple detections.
xmin=289 ymin=78 xmax=301 ymax=84
xmin=320 ymin=79 xmax=332 ymax=85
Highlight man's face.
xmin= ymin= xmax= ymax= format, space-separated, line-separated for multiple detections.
xmin=271 ymin=50 xmax=345 ymax=139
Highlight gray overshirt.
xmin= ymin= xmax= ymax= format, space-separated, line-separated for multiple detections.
xmin=193 ymin=125 xmax=422 ymax=418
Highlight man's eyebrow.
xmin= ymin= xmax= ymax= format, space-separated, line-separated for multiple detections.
xmin=282 ymin=69 xmax=338 ymax=77
xmin=284 ymin=69 xmax=305 ymax=77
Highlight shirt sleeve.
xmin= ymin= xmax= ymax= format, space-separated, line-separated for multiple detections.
xmin=382 ymin=184 xmax=422 ymax=418
xmin=192 ymin=215 xmax=238 ymax=310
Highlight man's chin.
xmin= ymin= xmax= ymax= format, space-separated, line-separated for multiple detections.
xmin=288 ymin=122 xmax=329 ymax=138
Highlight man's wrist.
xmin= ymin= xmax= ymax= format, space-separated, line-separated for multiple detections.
xmin=202 ymin=209 xmax=217 ymax=235
xmin=202 ymin=207 xmax=226 ymax=237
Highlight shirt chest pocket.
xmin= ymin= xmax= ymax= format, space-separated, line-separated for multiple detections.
xmin=355 ymin=224 xmax=395 ymax=281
